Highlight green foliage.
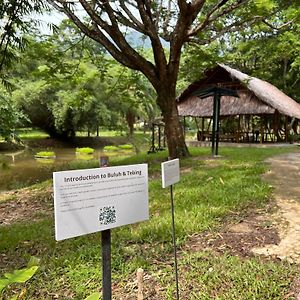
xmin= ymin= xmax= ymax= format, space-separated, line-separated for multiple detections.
xmin=84 ymin=292 xmax=101 ymax=300
xmin=0 ymin=0 xmax=51 ymax=86
xmin=222 ymin=3 xmax=300 ymax=101
xmin=17 ymin=128 xmax=49 ymax=140
xmin=76 ymin=147 xmax=95 ymax=154
xmin=118 ymin=144 xmax=133 ymax=150
xmin=0 ymin=88 xmax=27 ymax=141
xmin=103 ymin=145 xmax=120 ymax=152
xmin=35 ymin=151 xmax=55 ymax=158
xmin=103 ymin=144 xmax=134 ymax=152
xmin=8 ymin=23 xmax=159 ymax=138
xmin=0 ymin=264 xmax=38 ymax=295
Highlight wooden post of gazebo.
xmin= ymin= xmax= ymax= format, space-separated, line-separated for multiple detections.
xmin=285 ymin=116 xmax=289 ymax=143
xmin=237 ymin=115 xmax=241 ymax=143
xmin=274 ymin=110 xmax=280 ymax=142
xmin=260 ymin=116 xmax=264 ymax=144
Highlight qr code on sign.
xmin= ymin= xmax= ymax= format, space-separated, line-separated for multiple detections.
xmin=99 ymin=206 xmax=117 ymax=225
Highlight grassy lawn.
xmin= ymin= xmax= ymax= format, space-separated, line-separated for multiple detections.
xmin=16 ymin=128 xmax=50 ymax=140
xmin=0 ymin=146 xmax=299 ymax=299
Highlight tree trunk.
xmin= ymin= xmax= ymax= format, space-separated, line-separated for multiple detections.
xmin=126 ymin=110 xmax=135 ymax=136
xmin=157 ymin=91 xmax=189 ymax=158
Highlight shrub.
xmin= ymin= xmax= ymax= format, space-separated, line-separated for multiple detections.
xmin=103 ymin=145 xmax=119 ymax=152
xmin=76 ymin=147 xmax=95 ymax=154
xmin=118 ymin=144 xmax=133 ymax=150
xmin=35 ymin=151 xmax=55 ymax=158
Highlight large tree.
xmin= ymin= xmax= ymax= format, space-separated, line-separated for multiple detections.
xmin=47 ymin=0 xmax=292 ymax=157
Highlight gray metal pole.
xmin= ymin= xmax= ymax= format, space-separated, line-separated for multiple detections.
xmin=212 ymin=93 xmax=217 ymax=156
xmin=215 ymin=93 xmax=221 ymax=156
xmin=100 ymin=158 xmax=112 ymax=300
xmin=170 ymin=185 xmax=179 ymax=300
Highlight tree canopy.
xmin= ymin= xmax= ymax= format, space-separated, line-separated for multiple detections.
xmin=47 ymin=0 xmax=296 ymax=157
xmin=4 ymin=21 xmax=158 ymax=139
xmin=0 ymin=0 xmax=52 ymax=87
xmin=1 ymin=1 xmax=298 ymax=151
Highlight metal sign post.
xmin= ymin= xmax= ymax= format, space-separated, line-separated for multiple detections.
xmin=53 ymin=160 xmax=149 ymax=300
xmin=170 ymin=184 xmax=179 ymax=300
xmin=100 ymin=157 xmax=111 ymax=300
xmin=101 ymin=229 xmax=112 ymax=300
xmin=161 ymin=159 xmax=180 ymax=300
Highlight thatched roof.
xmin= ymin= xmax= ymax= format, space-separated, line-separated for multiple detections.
xmin=177 ymin=64 xmax=300 ymax=119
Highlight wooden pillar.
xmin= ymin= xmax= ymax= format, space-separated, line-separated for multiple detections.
xmin=260 ymin=116 xmax=264 ymax=144
xmin=285 ymin=115 xmax=289 ymax=143
xmin=274 ymin=110 xmax=280 ymax=142
xmin=183 ymin=116 xmax=186 ymax=139
xmin=247 ymin=115 xmax=250 ymax=142
xmin=237 ymin=115 xmax=241 ymax=143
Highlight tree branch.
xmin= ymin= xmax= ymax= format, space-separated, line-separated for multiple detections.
xmin=135 ymin=0 xmax=168 ymax=77
xmin=262 ymin=19 xmax=295 ymax=31
xmin=188 ymin=0 xmax=249 ymax=37
xmin=119 ymin=0 xmax=145 ymax=31
xmin=168 ymin=0 xmax=205 ymax=81
xmin=188 ymin=16 xmax=263 ymax=44
xmin=49 ymin=0 xmax=160 ymax=89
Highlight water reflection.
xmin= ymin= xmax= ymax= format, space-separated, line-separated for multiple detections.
xmin=0 ymin=147 xmax=131 ymax=192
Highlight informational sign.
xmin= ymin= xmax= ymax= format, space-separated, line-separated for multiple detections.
xmin=161 ymin=159 xmax=180 ymax=188
xmin=53 ymin=164 xmax=148 ymax=241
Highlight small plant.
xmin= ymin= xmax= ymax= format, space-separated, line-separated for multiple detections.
xmin=103 ymin=145 xmax=119 ymax=152
xmin=76 ymin=147 xmax=95 ymax=155
xmin=35 ymin=151 xmax=55 ymax=158
xmin=0 ymin=257 xmax=39 ymax=298
xmin=85 ymin=292 xmax=101 ymax=300
xmin=118 ymin=144 xmax=133 ymax=150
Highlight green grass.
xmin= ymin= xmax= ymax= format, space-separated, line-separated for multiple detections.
xmin=168 ymin=251 xmax=297 ymax=299
xmin=17 ymin=128 xmax=49 ymax=140
xmin=0 ymin=146 xmax=299 ymax=299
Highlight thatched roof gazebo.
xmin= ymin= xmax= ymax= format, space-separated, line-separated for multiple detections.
xmin=177 ymin=64 xmax=300 ymax=146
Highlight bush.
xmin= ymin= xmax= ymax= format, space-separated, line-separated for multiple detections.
xmin=103 ymin=145 xmax=119 ymax=152
xmin=35 ymin=151 xmax=55 ymax=158
xmin=76 ymin=147 xmax=95 ymax=154
xmin=118 ymin=144 xmax=133 ymax=150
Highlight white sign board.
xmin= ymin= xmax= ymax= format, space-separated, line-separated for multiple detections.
xmin=161 ymin=159 xmax=180 ymax=188
xmin=53 ymin=164 xmax=148 ymax=241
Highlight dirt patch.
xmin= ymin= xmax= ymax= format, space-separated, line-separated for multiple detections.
xmin=184 ymin=207 xmax=280 ymax=258
xmin=251 ymin=152 xmax=300 ymax=263
xmin=113 ymin=271 xmax=164 ymax=300
xmin=0 ymin=186 xmax=53 ymax=226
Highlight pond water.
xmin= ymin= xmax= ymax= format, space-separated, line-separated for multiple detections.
xmin=0 ymin=148 xmax=128 ymax=192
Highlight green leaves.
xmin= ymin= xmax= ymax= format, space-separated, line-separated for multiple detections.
xmin=0 ymin=89 xmax=27 ymax=141
xmin=253 ymin=0 xmax=277 ymax=13
xmin=84 ymin=292 xmax=101 ymax=300
xmin=0 ymin=266 xmax=38 ymax=294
